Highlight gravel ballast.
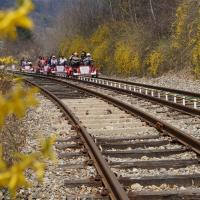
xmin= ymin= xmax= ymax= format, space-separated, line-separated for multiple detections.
xmin=2 ymin=94 xmax=101 ymax=200
xmin=126 ymin=69 xmax=200 ymax=93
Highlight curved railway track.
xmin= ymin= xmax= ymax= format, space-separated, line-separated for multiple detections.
xmin=76 ymin=76 xmax=200 ymax=115
xmin=43 ymin=73 xmax=200 ymax=141
xmin=17 ymin=72 xmax=200 ymax=199
xmin=25 ymin=77 xmax=127 ymax=200
xmin=63 ymin=76 xmax=200 ymax=141
xmin=98 ymin=76 xmax=200 ymax=99
xmin=21 ymin=72 xmax=200 ymax=141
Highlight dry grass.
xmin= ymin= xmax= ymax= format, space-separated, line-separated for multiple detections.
xmin=0 ymin=115 xmax=27 ymax=165
xmin=0 ymin=68 xmax=13 ymax=94
xmin=0 ymin=70 xmax=27 ymax=165
xmin=0 ymin=79 xmax=12 ymax=95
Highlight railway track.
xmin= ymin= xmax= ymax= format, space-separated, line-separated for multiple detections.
xmin=19 ymin=73 xmax=200 ymax=199
xmin=24 ymin=78 xmax=127 ymax=200
xmin=76 ymin=76 xmax=200 ymax=114
xmin=19 ymin=72 xmax=200 ymax=147
xmin=52 ymin=74 xmax=200 ymax=141
xmin=23 ymin=72 xmax=200 ymax=141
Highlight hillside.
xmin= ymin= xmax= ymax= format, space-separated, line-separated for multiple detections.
xmin=1 ymin=0 xmax=200 ymax=78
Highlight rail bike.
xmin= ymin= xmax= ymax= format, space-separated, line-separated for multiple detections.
xmin=72 ymin=65 xmax=98 ymax=78
xmin=20 ymin=62 xmax=34 ymax=73
xmin=21 ymin=63 xmax=99 ymax=78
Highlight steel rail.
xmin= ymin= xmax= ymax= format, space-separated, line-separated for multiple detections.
xmin=69 ymin=77 xmax=200 ymax=116
xmin=13 ymin=72 xmax=200 ymax=116
xmin=24 ymin=78 xmax=129 ymax=200
xmin=98 ymin=76 xmax=200 ymax=98
xmin=33 ymin=75 xmax=200 ymax=155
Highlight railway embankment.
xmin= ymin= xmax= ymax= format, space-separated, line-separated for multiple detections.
xmin=129 ymin=70 xmax=200 ymax=93
xmin=103 ymin=69 xmax=200 ymax=93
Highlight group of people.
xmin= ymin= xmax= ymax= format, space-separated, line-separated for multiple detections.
xmin=69 ymin=51 xmax=93 ymax=67
xmin=37 ymin=51 xmax=93 ymax=68
xmin=37 ymin=56 xmax=67 ymax=68
xmin=20 ymin=58 xmax=33 ymax=67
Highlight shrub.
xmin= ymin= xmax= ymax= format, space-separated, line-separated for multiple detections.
xmin=0 ymin=1 xmax=55 ymax=197
xmin=0 ymin=0 xmax=34 ymax=39
xmin=171 ymin=1 xmax=191 ymax=49
xmin=0 ymin=136 xmax=55 ymax=197
xmin=0 ymin=115 xmax=26 ymax=164
xmin=0 ymin=56 xmax=18 ymax=66
xmin=67 ymin=36 xmax=90 ymax=55
xmin=90 ymin=24 xmax=113 ymax=72
xmin=146 ymin=50 xmax=164 ymax=77
xmin=90 ymin=24 xmax=111 ymax=46
xmin=59 ymin=36 xmax=90 ymax=57
xmin=92 ymin=40 xmax=112 ymax=71
xmin=192 ymin=42 xmax=200 ymax=77
xmin=114 ymin=41 xmax=141 ymax=76
xmin=170 ymin=1 xmax=200 ymax=73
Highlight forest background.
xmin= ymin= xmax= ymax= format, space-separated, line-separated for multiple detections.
xmin=0 ymin=0 xmax=200 ymax=77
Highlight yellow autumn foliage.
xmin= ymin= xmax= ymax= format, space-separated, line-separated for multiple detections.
xmin=0 ymin=81 xmax=56 ymax=198
xmin=0 ymin=1 xmax=56 ymax=198
xmin=192 ymin=42 xmax=200 ymax=77
xmin=0 ymin=56 xmax=18 ymax=65
xmin=114 ymin=41 xmax=141 ymax=76
xmin=170 ymin=1 xmax=200 ymax=76
xmin=0 ymin=136 xmax=55 ymax=197
xmin=58 ymin=38 xmax=70 ymax=57
xmin=57 ymin=1 xmax=200 ymax=77
xmin=61 ymin=36 xmax=90 ymax=57
xmin=146 ymin=50 xmax=164 ymax=77
xmin=0 ymin=82 xmax=38 ymax=126
xmin=92 ymin=40 xmax=111 ymax=69
xmin=90 ymin=24 xmax=113 ymax=71
xmin=171 ymin=1 xmax=190 ymax=49
xmin=0 ymin=0 xmax=34 ymax=39
xmin=90 ymin=24 xmax=111 ymax=46
xmin=191 ymin=8 xmax=200 ymax=77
